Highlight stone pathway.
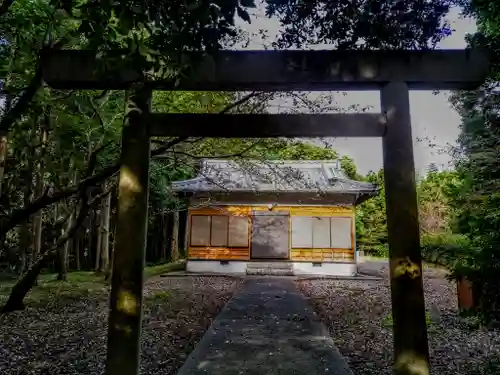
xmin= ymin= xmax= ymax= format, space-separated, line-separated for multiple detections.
xmin=176 ymin=278 xmax=353 ymax=375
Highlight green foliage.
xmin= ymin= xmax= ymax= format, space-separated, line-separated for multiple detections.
xmin=0 ymin=263 xmax=183 ymax=306
xmin=0 ymin=271 xmax=108 ymax=306
xmin=420 ymin=233 xmax=471 ymax=268
xmin=446 ymin=0 xmax=500 ymax=325
xmin=382 ymin=312 xmax=432 ymax=329
xmin=147 ymin=290 xmax=170 ymax=302
xmin=266 ymin=1 xmax=454 ymax=50
xmin=356 ymin=169 xmax=387 ymax=253
xmin=273 ymin=141 xmax=339 ymax=160
xmin=357 ymin=168 xmax=467 ymax=264
xmin=340 ymin=155 xmax=362 ymax=180
xmin=370 ymin=243 xmax=389 ymax=258
xmin=144 ymin=261 xmax=186 ymax=279
xmin=418 ymin=170 xmax=461 ymax=234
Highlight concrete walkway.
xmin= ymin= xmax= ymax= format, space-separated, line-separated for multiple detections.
xmin=176 ymin=278 xmax=353 ymax=375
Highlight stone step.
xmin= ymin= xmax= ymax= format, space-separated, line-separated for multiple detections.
xmin=246 ymin=268 xmax=294 ymax=276
xmin=247 ymin=261 xmax=293 ymax=269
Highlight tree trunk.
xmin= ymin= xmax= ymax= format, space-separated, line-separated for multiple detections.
xmin=106 ymin=240 xmax=114 ymax=282
xmin=17 ymin=226 xmax=27 ymax=274
xmin=57 ymin=207 xmax=69 ymax=281
xmin=85 ymin=216 xmax=90 ymax=268
xmin=32 ymin=119 xmax=49 ymax=263
xmin=0 ymin=131 xmax=7 ymax=199
xmin=2 ymin=194 xmax=95 ymax=313
xmin=105 ymin=86 xmax=151 ymax=375
xmin=95 ymin=205 xmax=102 ymax=271
xmin=171 ymin=211 xmax=180 ymax=262
xmin=74 ymin=230 xmax=81 ymax=271
xmin=100 ymin=192 xmax=111 ymax=273
xmin=105 ymin=196 xmax=116 ymax=282
xmin=161 ymin=213 xmax=169 ymax=261
xmin=19 ymin=146 xmax=35 ymax=274
xmin=1 ymin=252 xmax=48 ymax=312
xmin=179 ymin=209 xmax=187 ymax=258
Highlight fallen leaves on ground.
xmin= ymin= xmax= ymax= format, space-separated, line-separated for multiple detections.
xmin=298 ymin=262 xmax=500 ymax=375
xmin=0 ymin=276 xmax=241 ymax=375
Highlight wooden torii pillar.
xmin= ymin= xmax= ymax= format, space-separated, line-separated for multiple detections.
xmin=41 ymin=49 xmax=489 ymax=375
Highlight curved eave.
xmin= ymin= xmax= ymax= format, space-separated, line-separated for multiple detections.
xmin=171 ymin=177 xmax=378 ymax=195
xmin=354 ymin=191 xmax=379 ymax=205
xmin=170 ymin=183 xmax=377 ymax=193
xmin=171 ymin=185 xmax=378 ymax=197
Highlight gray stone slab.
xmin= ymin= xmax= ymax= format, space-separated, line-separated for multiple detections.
xmin=176 ymin=278 xmax=353 ymax=375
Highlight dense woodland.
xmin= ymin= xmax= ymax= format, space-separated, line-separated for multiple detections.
xmin=0 ymin=0 xmax=499 ymax=330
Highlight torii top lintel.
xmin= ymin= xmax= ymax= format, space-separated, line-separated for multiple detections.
xmin=41 ymin=49 xmax=490 ymax=91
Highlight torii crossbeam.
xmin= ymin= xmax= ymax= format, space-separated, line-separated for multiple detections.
xmin=40 ymin=49 xmax=490 ymax=375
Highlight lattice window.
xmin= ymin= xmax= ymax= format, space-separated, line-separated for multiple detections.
xmin=211 ymin=216 xmax=228 ymax=246
xmin=190 ymin=215 xmax=249 ymax=247
xmin=228 ymin=216 xmax=250 ymax=247
xmin=330 ymin=217 xmax=352 ymax=249
xmin=190 ymin=216 xmax=211 ymax=246
xmin=312 ymin=217 xmax=331 ymax=248
xmin=291 ymin=216 xmax=353 ymax=249
xmin=291 ymin=216 xmax=313 ymax=248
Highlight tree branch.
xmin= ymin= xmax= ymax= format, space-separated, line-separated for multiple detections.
xmin=0 ymin=0 xmax=14 ymax=18
xmin=0 ymin=143 xmax=113 ymax=236
xmin=0 ymin=66 xmax=43 ymax=134
xmin=169 ymin=140 xmax=262 ymax=159
xmin=0 ymin=92 xmax=260 ymax=236
xmin=0 ymin=31 xmax=77 ymax=134
xmin=0 ymin=188 xmax=109 ymax=313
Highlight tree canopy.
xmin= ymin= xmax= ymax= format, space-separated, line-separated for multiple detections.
xmin=441 ymin=0 xmax=500 ymax=324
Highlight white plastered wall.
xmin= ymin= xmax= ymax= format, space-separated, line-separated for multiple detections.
xmin=292 ymin=262 xmax=357 ymax=276
xmin=186 ymin=260 xmax=247 ymax=274
xmin=186 ymin=260 xmax=357 ymax=276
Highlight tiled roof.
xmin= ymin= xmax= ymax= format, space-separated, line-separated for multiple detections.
xmin=171 ymin=159 xmax=377 ymax=195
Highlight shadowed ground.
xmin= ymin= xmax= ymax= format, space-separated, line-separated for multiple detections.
xmin=300 ymin=260 xmax=500 ymax=375
xmin=177 ymin=278 xmax=353 ymax=375
xmin=0 ymin=275 xmax=241 ymax=375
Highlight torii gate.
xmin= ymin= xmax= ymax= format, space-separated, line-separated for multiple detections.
xmin=42 ymin=49 xmax=489 ymax=375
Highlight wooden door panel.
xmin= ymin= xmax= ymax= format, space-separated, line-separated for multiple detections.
xmin=251 ymin=213 xmax=289 ymax=259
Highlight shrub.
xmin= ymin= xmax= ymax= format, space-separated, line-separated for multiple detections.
xmin=361 ymin=233 xmax=473 ymax=272
xmin=365 ymin=243 xmax=389 ymax=258
xmin=420 ymin=233 xmax=471 ymax=269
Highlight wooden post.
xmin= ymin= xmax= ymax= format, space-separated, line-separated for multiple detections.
xmin=381 ymin=81 xmax=430 ymax=375
xmin=457 ymin=277 xmax=475 ymax=310
xmin=171 ymin=210 xmax=180 ymax=262
xmin=105 ymin=85 xmax=151 ymax=375
xmin=178 ymin=209 xmax=188 ymax=258
xmin=184 ymin=209 xmax=190 ymax=259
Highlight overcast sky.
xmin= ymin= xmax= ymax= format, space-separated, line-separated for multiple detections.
xmin=235 ymin=5 xmax=476 ymax=175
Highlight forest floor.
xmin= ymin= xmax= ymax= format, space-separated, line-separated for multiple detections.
xmin=298 ymin=261 xmax=500 ymax=375
xmin=2 ymin=261 xmax=499 ymax=375
xmin=0 ymin=270 xmax=242 ymax=375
